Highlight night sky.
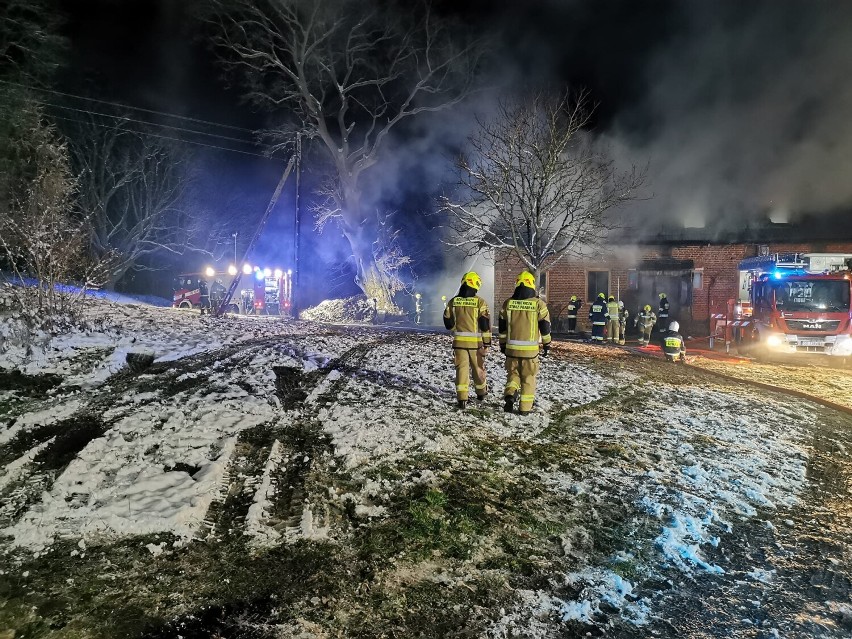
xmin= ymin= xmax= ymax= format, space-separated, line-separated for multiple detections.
xmin=49 ymin=0 xmax=852 ymax=298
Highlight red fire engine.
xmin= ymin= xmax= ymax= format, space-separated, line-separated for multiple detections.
xmin=712 ymin=253 xmax=852 ymax=357
xmin=172 ymin=273 xmax=205 ymax=309
xmin=173 ymin=264 xmax=292 ymax=315
xmin=239 ymin=266 xmax=293 ymax=315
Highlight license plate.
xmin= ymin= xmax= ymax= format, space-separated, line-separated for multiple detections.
xmin=798 ymin=338 xmax=824 ymax=347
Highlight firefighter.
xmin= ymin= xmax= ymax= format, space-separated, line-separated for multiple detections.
xmin=657 ymin=292 xmax=670 ymax=332
xmin=635 ymin=304 xmax=656 ymax=346
xmin=588 ymin=292 xmax=609 ymax=343
xmin=414 ymin=293 xmax=423 ymax=324
xmin=606 ymin=295 xmax=620 ymax=344
xmin=443 ymin=272 xmax=491 ymax=409
xmin=566 ymin=295 xmax=582 ymax=333
xmin=662 ymin=320 xmax=686 ymax=363
xmin=211 ymin=279 xmax=226 ymax=314
xmin=618 ymin=300 xmax=629 ymax=345
xmin=199 ymin=279 xmax=211 ymax=315
xmin=499 ymin=271 xmax=551 ymax=416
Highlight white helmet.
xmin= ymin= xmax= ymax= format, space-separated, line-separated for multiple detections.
xmin=618 ymin=300 xmax=624 ymax=308
xmin=669 ymin=321 xmax=679 ymax=332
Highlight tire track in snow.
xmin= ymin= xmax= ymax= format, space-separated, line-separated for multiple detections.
xmin=203 ymin=336 xmax=390 ymax=544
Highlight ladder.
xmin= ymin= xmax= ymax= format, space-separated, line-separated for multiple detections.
xmin=214 ymin=155 xmax=296 ymax=317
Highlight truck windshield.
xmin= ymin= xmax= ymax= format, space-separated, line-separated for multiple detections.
xmin=774 ymin=280 xmax=851 ymax=312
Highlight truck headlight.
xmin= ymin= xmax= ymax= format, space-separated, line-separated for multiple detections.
xmin=766 ymin=334 xmax=783 ymax=347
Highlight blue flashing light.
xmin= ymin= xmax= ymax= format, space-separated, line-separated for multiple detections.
xmin=773 ymin=271 xmax=784 ymax=279
xmin=255 ymin=270 xmax=264 ymax=281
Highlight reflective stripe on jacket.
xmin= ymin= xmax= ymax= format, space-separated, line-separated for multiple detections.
xmin=589 ymin=301 xmax=609 ymax=326
xmin=444 ymin=295 xmax=491 ymax=349
xmin=606 ymin=301 xmax=619 ymax=319
xmin=637 ymin=310 xmax=656 ymax=329
xmin=499 ymin=296 xmax=551 ymax=359
xmin=662 ymin=331 xmax=685 ymax=355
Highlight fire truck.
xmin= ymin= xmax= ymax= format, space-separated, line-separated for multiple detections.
xmin=239 ymin=266 xmax=293 ymax=315
xmin=715 ymin=253 xmax=852 ymax=357
xmin=172 ymin=273 xmax=206 ymax=309
xmin=173 ymin=264 xmax=292 ymax=315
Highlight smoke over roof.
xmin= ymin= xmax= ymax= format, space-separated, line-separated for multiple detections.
xmin=435 ymin=1 xmax=852 ymax=233
xmin=608 ymin=1 xmax=852 ymax=229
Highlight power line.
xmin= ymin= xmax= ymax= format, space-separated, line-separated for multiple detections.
xmin=0 ymin=78 xmax=258 ymax=134
xmin=47 ymin=113 xmax=281 ymax=160
xmin=36 ymin=99 xmax=264 ymax=148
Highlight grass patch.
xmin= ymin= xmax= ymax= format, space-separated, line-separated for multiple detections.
xmin=0 ymin=369 xmax=63 ymax=396
xmin=0 ymin=535 xmax=345 ymax=639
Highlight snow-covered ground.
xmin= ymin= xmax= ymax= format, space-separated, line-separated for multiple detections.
xmin=0 ymin=297 xmax=850 ymax=638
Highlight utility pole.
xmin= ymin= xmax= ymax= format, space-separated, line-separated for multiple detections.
xmin=232 ymin=232 xmax=238 ymax=264
xmin=214 ymin=156 xmax=296 ymax=317
xmin=293 ymin=133 xmax=302 ymax=315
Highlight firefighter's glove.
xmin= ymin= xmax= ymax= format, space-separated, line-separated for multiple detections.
xmin=542 ymin=344 xmax=550 ymax=357
xmin=478 ymin=344 xmax=489 ymax=358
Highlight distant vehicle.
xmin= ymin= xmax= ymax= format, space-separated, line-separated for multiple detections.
xmin=172 ymin=274 xmax=204 ymax=310
xmin=713 ymin=253 xmax=852 ymax=358
xmin=174 ymin=265 xmax=292 ymax=316
xmin=240 ymin=266 xmax=293 ymax=315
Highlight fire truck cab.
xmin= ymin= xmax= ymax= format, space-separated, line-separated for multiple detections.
xmin=172 ymin=274 xmax=204 ymax=309
xmin=737 ymin=253 xmax=852 ymax=357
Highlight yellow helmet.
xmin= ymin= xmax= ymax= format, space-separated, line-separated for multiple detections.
xmin=461 ymin=271 xmax=481 ymax=290
xmin=608 ymin=295 xmax=615 ymax=301
xmin=644 ymin=304 xmax=652 ymax=311
xmin=598 ymin=292 xmax=606 ymax=299
xmin=570 ymin=295 xmax=577 ymax=301
xmin=659 ymin=292 xmax=667 ymax=298
xmin=515 ymin=271 xmax=536 ymax=289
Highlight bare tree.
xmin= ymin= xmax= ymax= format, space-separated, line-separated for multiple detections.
xmin=0 ymin=0 xmax=65 ymax=217
xmin=0 ymin=117 xmax=111 ymax=327
xmin=70 ymin=120 xmax=195 ymax=287
xmin=440 ymin=91 xmax=645 ymax=281
xmin=204 ymin=0 xmax=480 ymax=310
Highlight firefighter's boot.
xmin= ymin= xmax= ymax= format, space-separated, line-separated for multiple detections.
xmin=503 ymin=396 xmax=514 ymax=413
xmin=457 ymin=400 xmax=467 ymax=410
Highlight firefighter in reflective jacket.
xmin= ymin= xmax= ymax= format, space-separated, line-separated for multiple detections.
xmin=657 ymin=293 xmax=670 ymax=332
xmin=662 ymin=321 xmax=686 ymax=363
xmin=443 ymin=272 xmax=491 ymax=409
xmin=606 ymin=295 xmax=620 ymax=343
xmin=588 ymin=293 xmax=609 ymax=343
xmin=499 ymin=271 xmax=551 ymax=415
xmin=635 ymin=305 xmax=656 ymax=346
xmin=566 ymin=295 xmax=582 ymax=333
xmin=618 ymin=301 xmax=629 ymax=345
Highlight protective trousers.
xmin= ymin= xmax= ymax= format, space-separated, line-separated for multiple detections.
xmin=607 ymin=318 xmax=620 ymax=343
xmin=454 ymin=348 xmax=487 ymax=401
xmin=567 ymin=316 xmax=577 ymax=332
xmin=591 ymin=324 xmax=606 ymax=341
xmin=504 ymin=356 xmax=539 ymax=413
xmin=639 ymin=325 xmax=653 ymax=345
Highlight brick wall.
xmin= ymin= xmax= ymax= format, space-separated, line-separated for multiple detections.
xmin=495 ymin=243 xmax=852 ymax=334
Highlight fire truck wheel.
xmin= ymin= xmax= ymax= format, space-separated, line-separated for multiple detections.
xmin=178 ymin=301 xmax=192 ymax=310
xmin=227 ymin=304 xmax=240 ymax=314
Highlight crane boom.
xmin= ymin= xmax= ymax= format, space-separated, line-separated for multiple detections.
xmin=214 ymin=156 xmax=296 ymax=317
